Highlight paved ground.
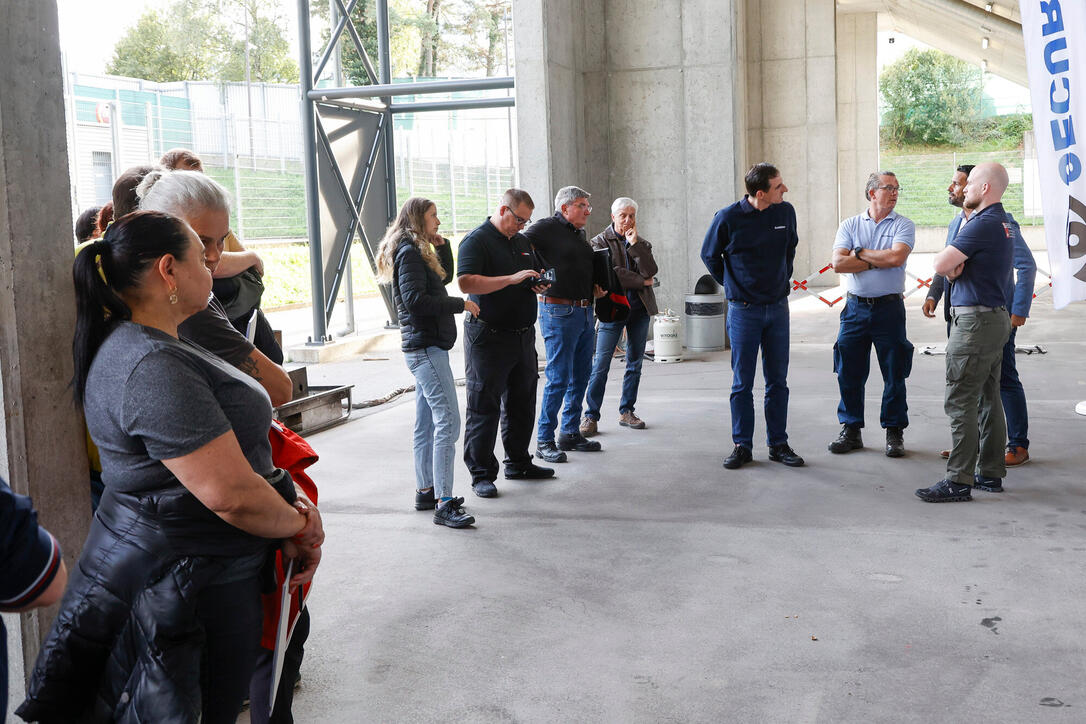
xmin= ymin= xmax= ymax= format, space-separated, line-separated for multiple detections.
xmin=258 ymin=278 xmax=1086 ymax=723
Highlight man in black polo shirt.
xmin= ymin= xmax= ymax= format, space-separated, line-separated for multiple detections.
xmin=917 ymin=162 xmax=1014 ymax=503
xmin=458 ymin=189 xmax=555 ymax=498
xmin=523 ymin=185 xmax=605 ymax=462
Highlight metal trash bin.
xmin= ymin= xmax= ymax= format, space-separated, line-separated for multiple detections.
xmin=684 ymin=292 xmax=727 ymax=351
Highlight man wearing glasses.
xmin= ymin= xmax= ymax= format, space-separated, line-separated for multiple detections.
xmin=523 ymin=185 xmax=606 ymax=463
xmin=457 ymin=189 xmax=554 ymax=499
xmin=828 ymin=171 xmax=916 ymax=458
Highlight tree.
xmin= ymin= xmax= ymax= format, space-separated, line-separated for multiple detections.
xmin=880 ymin=48 xmax=983 ymax=146
xmin=107 ymin=0 xmax=298 ymax=84
xmin=106 ymin=1 xmax=228 ymax=82
xmin=220 ymin=0 xmax=300 ymax=83
xmin=444 ymin=1 xmax=509 ymax=76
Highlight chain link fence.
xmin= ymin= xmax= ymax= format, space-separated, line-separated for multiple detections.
xmin=880 ymin=141 xmax=1043 ymax=228
xmin=68 ymin=75 xmax=518 ymax=243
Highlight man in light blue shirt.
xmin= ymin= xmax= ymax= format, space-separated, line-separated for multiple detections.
xmin=828 ymin=171 xmax=916 ymax=457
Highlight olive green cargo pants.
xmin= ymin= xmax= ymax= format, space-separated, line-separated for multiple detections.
xmin=944 ymin=308 xmax=1011 ymax=486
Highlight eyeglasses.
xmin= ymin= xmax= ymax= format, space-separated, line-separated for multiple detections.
xmin=505 ymin=207 xmax=530 ymax=226
xmin=878 ymin=185 xmax=902 ymax=193
xmin=572 ymin=202 xmax=593 ymax=212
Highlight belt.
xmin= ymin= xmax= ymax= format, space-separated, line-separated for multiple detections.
xmin=539 ymin=295 xmax=592 ymax=307
xmin=847 ymin=292 xmax=901 ymax=304
xmin=468 ymin=316 xmax=534 ymax=334
xmin=952 ymin=305 xmax=1005 ymax=314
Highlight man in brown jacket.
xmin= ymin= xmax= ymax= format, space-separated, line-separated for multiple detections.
xmin=581 ymin=197 xmax=659 ymax=435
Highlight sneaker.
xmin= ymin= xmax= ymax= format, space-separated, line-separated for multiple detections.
xmin=434 ymin=499 xmax=475 ymax=528
xmin=618 ymin=411 xmax=646 ymax=429
xmin=557 ymin=432 xmax=602 ymax=452
xmin=885 ymin=427 xmax=905 ymax=458
xmin=768 ymin=444 xmax=805 ymax=467
xmin=828 ymin=424 xmax=862 ymax=454
xmin=915 ymin=479 xmax=972 ymax=502
xmin=535 ymin=440 xmax=568 ymax=463
xmin=504 ymin=463 xmax=555 ymax=480
xmin=974 ymin=474 xmax=1004 ymax=493
xmin=472 ymin=481 xmax=498 ymax=498
xmin=415 ymin=488 xmax=436 ymax=511
xmin=722 ymin=444 xmax=753 ymax=469
xmin=1005 ymin=445 xmax=1030 ymax=467
xmin=580 ymin=416 xmax=598 ymax=437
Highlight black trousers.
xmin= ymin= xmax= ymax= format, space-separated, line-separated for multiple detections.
xmin=196 ymin=575 xmax=263 ymax=724
xmin=248 ymin=607 xmax=310 ymax=724
xmin=462 ymin=318 xmax=539 ymax=483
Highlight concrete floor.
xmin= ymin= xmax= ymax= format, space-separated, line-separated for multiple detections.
xmin=266 ymin=290 xmax=1086 ymax=723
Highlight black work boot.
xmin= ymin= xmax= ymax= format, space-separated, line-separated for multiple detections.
xmin=885 ymin=427 xmax=905 ymax=458
xmin=535 ymin=440 xmax=567 ymax=463
xmin=828 ymin=424 xmax=863 ymax=454
xmin=722 ymin=445 xmax=753 ymax=469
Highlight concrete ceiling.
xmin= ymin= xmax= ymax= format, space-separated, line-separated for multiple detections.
xmin=838 ymin=0 xmax=1027 ymax=86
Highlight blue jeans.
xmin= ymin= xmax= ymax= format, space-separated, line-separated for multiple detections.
xmin=727 ymin=298 xmax=791 ymax=449
xmin=537 ymin=302 xmax=595 ymax=441
xmin=404 ymin=347 xmax=461 ymax=499
xmin=584 ymin=307 xmax=650 ymax=419
xmin=1001 ymin=326 xmax=1028 ymax=449
xmin=832 ymin=295 xmax=913 ymax=429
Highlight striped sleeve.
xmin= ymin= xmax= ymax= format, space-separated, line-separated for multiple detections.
xmin=0 ymin=480 xmax=64 ymax=610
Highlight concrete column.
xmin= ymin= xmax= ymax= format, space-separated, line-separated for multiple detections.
xmin=1 ymin=0 xmax=91 ymax=693
xmin=744 ymin=0 xmax=839 ymax=281
xmin=836 ymin=11 xmax=880 ymax=219
xmin=514 ymin=0 xmax=745 ymax=315
xmin=513 ymin=0 xmax=609 ymax=218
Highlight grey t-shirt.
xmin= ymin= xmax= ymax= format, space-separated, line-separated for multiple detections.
xmin=177 ymin=293 xmax=255 ymax=368
xmin=85 ymin=322 xmax=274 ymax=494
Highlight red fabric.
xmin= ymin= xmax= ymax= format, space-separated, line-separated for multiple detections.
xmin=261 ymin=421 xmax=320 ymax=650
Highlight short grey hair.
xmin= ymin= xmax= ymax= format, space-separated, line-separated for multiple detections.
xmin=138 ymin=168 xmax=231 ymax=219
xmin=865 ymin=171 xmax=896 ymax=200
xmin=554 ymin=185 xmax=590 ymax=210
xmin=611 ymin=197 xmax=638 ymax=214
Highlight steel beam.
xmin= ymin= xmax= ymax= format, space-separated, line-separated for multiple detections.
xmin=391 ymin=97 xmax=516 ymax=114
xmin=297 ymin=0 xmax=327 ymax=344
xmin=376 ymin=0 xmax=397 ymax=228
xmin=308 ymin=76 xmax=515 ymax=101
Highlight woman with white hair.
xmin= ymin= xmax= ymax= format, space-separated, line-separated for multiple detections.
xmin=137 ymin=168 xmax=292 ymax=406
xmin=581 ymin=196 xmax=659 ymax=436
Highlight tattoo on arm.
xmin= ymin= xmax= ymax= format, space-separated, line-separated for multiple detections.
xmin=238 ymin=354 xmax=263 ymax=382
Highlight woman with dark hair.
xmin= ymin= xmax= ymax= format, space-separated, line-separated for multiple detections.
xmin=74 ymin=206 xmax=101 ymax=242
xmin=18 ymin=211 xmax=322 ymax=724
xmin=376 ymin=197 xmax=478 ymax=528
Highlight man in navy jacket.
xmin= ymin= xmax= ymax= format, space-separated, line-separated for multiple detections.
xmin=700 ymin=163 xmax=805 ymax=469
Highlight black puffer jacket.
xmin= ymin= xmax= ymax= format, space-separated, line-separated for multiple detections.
xmin=16 ymin=474 xmax=294 ymax=724
xmin=393 ymin=236 xmax=465 ymax=351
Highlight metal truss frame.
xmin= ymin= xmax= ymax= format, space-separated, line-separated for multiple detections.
xmin=295 ymin=0 xmax=515 ymax=344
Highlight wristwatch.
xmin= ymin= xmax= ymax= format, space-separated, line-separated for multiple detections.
xmin=853 ymin=247 xmax=874 ymax=270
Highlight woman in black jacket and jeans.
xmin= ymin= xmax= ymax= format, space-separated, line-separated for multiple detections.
xmin=376 ymin=197 xmax=479 ymax=528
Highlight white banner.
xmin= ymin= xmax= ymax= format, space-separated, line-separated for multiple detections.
xmin=1020 ymin=0 xmax=1086 ymax=309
